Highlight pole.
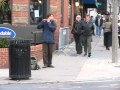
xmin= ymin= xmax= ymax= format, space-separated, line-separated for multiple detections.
xmin=109 ymin=4 xmax=111 ymax=14
xmin=112 ymin=0 xmax=118 ymax=63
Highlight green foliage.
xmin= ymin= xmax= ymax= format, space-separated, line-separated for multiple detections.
xmin=0 ymin=37 xmax=30 ymax=48
xmin=0 ymin=38 xmax=9 ymax=48
xmin=0 ymin=0 xmax=11 ymax=20
xmin=0 ymin=0 xmax=6 ymax=13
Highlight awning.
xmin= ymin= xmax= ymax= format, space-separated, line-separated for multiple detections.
xmin=83 ymin=0 xmax=98 ymax=8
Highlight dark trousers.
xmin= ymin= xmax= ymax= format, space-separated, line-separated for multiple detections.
xmin=118 ymin=36 xmax=120 ymax=47
xmin=83 ymin=36 xmax=92 ymax=54
xmin=104 ymin=32 xmax=112 ymax=48
xmin=74 ymin=34 xmax=83 ymax=54
xmin=43 ymin=43 xmax=53 ymax=66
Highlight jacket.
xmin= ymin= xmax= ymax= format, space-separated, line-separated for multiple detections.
xmin=37 ymin=20 xmax=57 ymax=43
xmin=71 ymin=20 xmax=83 ymax=35
xmin=82 ymin=21 xmax=94 ymax=36
xmin=95 ymin=18 xmax=103 ymax=27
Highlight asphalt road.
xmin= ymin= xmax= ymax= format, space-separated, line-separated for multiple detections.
xmin=0 ymin=80 xmax=120 ymax=90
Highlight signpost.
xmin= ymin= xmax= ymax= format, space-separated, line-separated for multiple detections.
xmin=112 ymin=0 xmax=118 ymax=63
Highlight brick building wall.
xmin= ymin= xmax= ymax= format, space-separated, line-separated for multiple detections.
xmin=50 ymin=0 xmax=75 ymax=45
xmin=50 ymin=0 xmax=61 ymax=44
xmin=0 ymin=48 xmax=9 ymax=68
xmin=11 ymin=0 xmax=75 ymax=44
xmin=0 ymin=0 xmax=75 ymax=68
xmin=31 ymin=45 xmax=43 ymax=61
xmin=63 ymin=0 xmax=69 ymax=27
xmin=12 ymin=0 xmax=29 ymax=25
xmin=0 ymin=45 xmax=42 ymax=68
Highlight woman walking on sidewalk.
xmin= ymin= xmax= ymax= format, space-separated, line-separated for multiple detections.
xmin=71 ymin=15 xmax=83 ymax=55
xmin=37 ymin=13 xmax=57 ymax=68
xmin=103 ymin=17 xmax=112 ymax=50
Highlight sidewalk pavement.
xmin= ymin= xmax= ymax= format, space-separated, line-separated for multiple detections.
xmin=0 ymin=36 xmax=120 ymax=84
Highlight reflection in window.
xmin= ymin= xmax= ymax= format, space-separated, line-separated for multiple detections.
xmin=30 ymin=0 xmax=43 ymax=24
xmin=0 ymin=0 xmax=11 ymax=24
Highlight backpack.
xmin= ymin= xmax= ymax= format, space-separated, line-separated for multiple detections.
xmin=31 ymin=56 xmax=40 ymax=70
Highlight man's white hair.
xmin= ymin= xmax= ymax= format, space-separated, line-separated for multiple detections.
xmin=76 ymin=15 xmax=81 ymax=20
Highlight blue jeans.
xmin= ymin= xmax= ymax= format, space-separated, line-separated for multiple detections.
xmin=96 ymin=26 xmax=102 ymax=36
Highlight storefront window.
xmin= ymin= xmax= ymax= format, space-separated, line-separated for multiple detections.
xmin=0 ymin=0 xmax=11 ymax=24
xmin=30 ymin=0 xmax=43 ymax=24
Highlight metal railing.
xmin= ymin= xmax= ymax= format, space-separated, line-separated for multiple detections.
xmin=55 ymin=27 xmax=72 ymax=55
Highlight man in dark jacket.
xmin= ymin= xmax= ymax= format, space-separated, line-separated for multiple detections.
xmin=37 ymin=13 xmax=56 ymax=68
xmin=95 ymin=14 xmax=103 ymax=36
xmin=71 ymin=15 xmax=83 ymax=54
xmin=82 ymin=15 xmax=94 ymax=57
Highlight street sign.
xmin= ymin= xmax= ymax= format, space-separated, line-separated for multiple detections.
xmin=0 ymin=27 xmax=16 ymax=38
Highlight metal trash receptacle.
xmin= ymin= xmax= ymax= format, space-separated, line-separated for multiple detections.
xmin=9 ymin=40 xmax=31 ymax=80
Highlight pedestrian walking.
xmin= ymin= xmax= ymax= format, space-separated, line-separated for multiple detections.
xmin=37 ymin=13 xmax=57 ymax=68
xmin=90 ymin=16 xmax=95 ymax=35
xmin=82 ymin=15 xmax=94 ymax=57
xmin=95 ymin=14 xmax=103 ymax=36
xmin=71 ymin=15 xmax=83 ymax=55
xmin=103 ymin=16 xmax=112 ymax=50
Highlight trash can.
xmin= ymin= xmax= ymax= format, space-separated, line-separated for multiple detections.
xmin=9 ymin=40 xmax=31 ymax=80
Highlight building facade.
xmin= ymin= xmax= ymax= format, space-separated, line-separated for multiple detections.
xmin=0 ymin=0 xmax=76 ymax=68
xmin=0 ymin=0 xmax=98 ymax=68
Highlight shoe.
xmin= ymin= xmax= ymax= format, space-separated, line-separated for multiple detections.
xmin=48 ymin=65 xmax=54 ymax=68
xmin=77 ymin=52 xmax=82 ymax=55
xmin=88 ymin=53 xmax=91 ymax=57
xmin=106 ymin=47 xmax=110 ymax=50
xmin=42 ymin=65 xmax=48 ymax=68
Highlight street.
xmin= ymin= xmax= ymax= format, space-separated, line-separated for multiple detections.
xmin=0 ymin=80 xmax=120 ymax=90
